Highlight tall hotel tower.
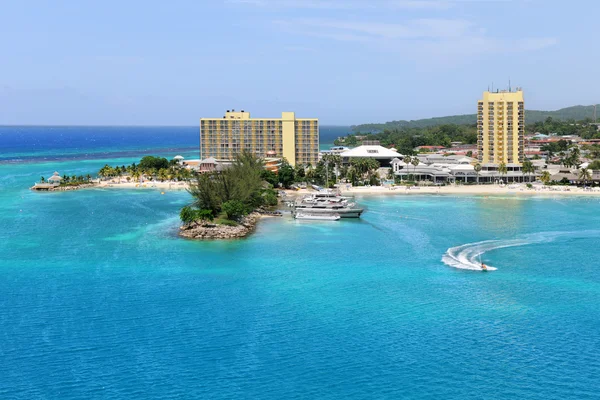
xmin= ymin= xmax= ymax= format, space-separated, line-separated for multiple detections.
xmin=200 ymin=110 xmax=319 ymax=167
xmin=477 ymin=89 xmax=525 ymax=165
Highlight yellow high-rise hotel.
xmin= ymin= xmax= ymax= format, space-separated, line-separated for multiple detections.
xmin=200 ymin=110 xmax=319 ymax=167
xmin=477 ymin=89 xmax=525 ymax=165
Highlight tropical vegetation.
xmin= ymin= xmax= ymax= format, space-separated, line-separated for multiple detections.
xmin=339 ymin=116 xmax=600 ymax=158
xmin=97 ymin=155 xmax=193 ymax=182
xmin=351 ymin=105 xmax=600 ymax=132
xmin=336 ymin=124 xmax=477 ymax=155
xmin=182 ymin=152 xmax=278 ymax=226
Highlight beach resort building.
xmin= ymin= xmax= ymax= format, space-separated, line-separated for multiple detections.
xmin=477 ymin=89 xmax=525 ymax=165
xmin=200 ymin=110 xmax=319 ymax=167
xmin=391 ymin=155 xmax=538 ymax=184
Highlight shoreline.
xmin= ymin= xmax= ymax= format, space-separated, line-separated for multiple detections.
xmin=287 ymin=184 xmax=600 ymax=198
xmin=93 ymin=180 xmax=600 ymax=197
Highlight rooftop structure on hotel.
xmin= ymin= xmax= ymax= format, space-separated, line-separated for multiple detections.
xmin=200 ymin=110 xmax=318 ymax=167
xmin=477 ymin=89 xmax=525 ymax=165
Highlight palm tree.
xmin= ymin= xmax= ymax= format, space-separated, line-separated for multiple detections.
xmin=569 ymin=148 xmax=581 ymax=169
xmin=540 ymin=170 xmax=551 ymax=185
xmin=411 ymin=157 xmax=420 ymax=182
xmin=327 ymin=154 xmax=342 ymax=183
xmin=474 ymin=163 xmax=482 ymax=184
xmin=578 ymin=168 xmax=592 ymax=186
xmin=158 ymin=168 xmax=169 ymax=182
xmin=40 ymin=176 xmax=46 ymax=183
xmin=86 ymin=174 xmax=92 ymax=182
xmin=403 ymin=156 xmax=412 ymax=181
xmin=498 ymin=162 xmax=508 ymax=184
xmin=522 ymin=160 xmax=535 ymax=182
xmin=132 ymin=170 xmax=141 ymax=182
xmin=98 ymin=165 xmax=114 ymax=179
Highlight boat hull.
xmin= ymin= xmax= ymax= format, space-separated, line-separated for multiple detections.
xmin=293 ymin=207 xmax=363 ymax=218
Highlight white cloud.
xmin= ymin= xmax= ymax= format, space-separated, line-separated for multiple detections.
xmin=517 ymin=37 xmax=558 ymax=51
xmin=275 ymin=18 xmax=474 ymax=40
xmin=274 ymin=16 xmax=556 ymax=59
xmin=283 ymin=45 xmax=318 ymax=52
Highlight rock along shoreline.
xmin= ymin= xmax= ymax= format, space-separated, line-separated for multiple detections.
xmin=30 ymin=183 xmax=97 ymax=192
xmin=178 ymin=212 xmax=263 ymax=240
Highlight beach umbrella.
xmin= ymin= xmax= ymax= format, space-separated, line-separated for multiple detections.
xmin=174 ymin=155 xmax=184 ymax=160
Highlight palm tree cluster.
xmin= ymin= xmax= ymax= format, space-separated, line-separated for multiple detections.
xmin=521 ymin=160 xmax=535 ymax=181
xmin=59 ymin=174 xmax=93 ymax=186
xmin=398 ymin=156 xmax=420 ymax=182
xmin=298 ymin=156 xmax=381 ymax=188
xmin=560 ymin=147 xmax=581 ymax=169
xmin=98 ymin=157 xmax=193 ymax=182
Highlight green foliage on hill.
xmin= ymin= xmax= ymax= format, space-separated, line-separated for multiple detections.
xmin=529 ymin=117 xmax=599 ymax=139
xmin=336 ymin=124 xmax=478 ymax=155
xmin=352 ymin=105 xmax=599 ymax=132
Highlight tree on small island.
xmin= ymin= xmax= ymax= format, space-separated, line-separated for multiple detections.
xmin=182 ymin=152 xmax=278 ymax=226
xmin=222 ymin=200 xmax=247 ymax=221
xmin=180 ymin=206 xmax=214 ymax=226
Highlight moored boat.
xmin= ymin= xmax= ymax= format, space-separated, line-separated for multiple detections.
xmin=290 ymin=190 xmax=364 ymax=218
xmin=294 ymin=212 xmax=341 ymax=221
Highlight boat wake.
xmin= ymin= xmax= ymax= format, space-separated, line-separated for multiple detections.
xmin=442 ymin=230 xmax=600 ymax=272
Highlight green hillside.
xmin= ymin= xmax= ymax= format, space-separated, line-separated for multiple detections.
xmin=352 ymin=105 xmax=599 ymax=132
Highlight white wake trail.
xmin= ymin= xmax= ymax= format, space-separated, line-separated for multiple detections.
xmin=442 ymin=230 xmax=600 ymax=272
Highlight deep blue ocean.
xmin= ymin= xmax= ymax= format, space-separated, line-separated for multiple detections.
xmin=1 ymin=126 xmax=599 ymax=399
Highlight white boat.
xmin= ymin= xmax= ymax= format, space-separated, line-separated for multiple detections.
xmin=294 ymin=212 xmax=340 ymax=221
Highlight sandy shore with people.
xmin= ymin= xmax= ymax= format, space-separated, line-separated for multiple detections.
xmin=96 ymin=180 xmax=190 ymax=190
xmin=287 ymin=184 xmax=600 ymax=197
xmin=95 ymin=180 xmax=600 ymax=197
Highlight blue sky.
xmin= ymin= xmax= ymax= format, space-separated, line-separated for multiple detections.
xmin=1 ymin=0 xmax=598 ymax=125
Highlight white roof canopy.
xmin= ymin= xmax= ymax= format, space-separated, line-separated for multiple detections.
xmin=340 ymin=145 xmax=402 ymax=159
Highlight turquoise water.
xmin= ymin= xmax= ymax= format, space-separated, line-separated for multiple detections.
xmin=1 ymin=127 xmax=600 ymax=399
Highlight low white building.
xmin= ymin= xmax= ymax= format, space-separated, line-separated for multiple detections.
xmin=391 ymin=157 xmax=538 ymax=183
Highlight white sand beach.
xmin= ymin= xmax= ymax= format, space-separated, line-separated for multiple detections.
xmin=96 ymin=180 xmax=189 ymax=190
xmin=95 ymin=179 xmax=600 ymax=197
xmin=290 ymin=184 xmax=600 ymax=197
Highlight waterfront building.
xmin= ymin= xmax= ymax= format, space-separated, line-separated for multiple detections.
xmin=200 ymin=110 xmax=318 ymax=167
xmin=477 ymin=89 xmax=525 ymax=165
xmin=392 ymin=155 xmax=536 ymax=183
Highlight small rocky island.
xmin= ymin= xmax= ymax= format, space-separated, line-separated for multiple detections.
xmin=31 ymin=172 xmax=97 ymax=191
xmin=179 ymin=212 xmax=263 ymax=240
xmin=177 ymin=152 xmax=282 ymax=241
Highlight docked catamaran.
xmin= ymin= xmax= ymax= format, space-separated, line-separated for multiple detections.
xmin=291 ymin=191 xmax=364 ymax=218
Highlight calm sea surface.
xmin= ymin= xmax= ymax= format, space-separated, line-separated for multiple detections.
xmin=1 ymin=126 xmax=599 ymax=399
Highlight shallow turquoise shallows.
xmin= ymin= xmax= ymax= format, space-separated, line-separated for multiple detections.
xmin=1 ymin=127 xmax=600 ymax=399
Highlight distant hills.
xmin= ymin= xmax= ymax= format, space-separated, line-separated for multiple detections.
xmin=352 ymin=105 xmax=599 ymax=132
